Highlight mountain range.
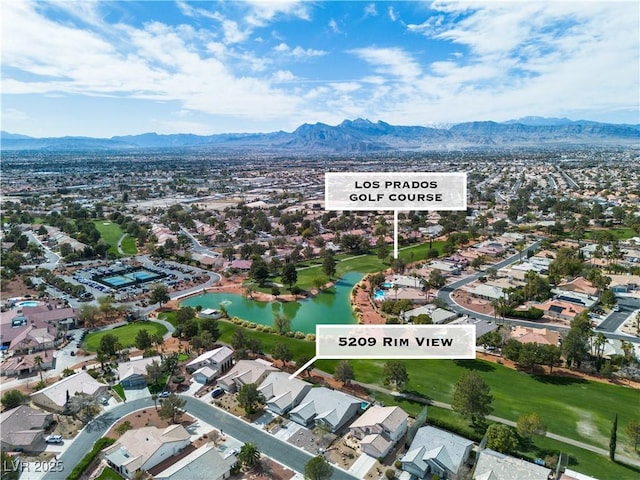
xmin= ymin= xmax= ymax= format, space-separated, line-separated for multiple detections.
xmin=2 ymin=118 xmax=638 ymax=153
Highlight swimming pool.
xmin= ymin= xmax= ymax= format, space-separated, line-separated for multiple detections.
xmin=17 ymin=300 xmax=40 ymax=307
xmin=382 ymin=282 xmax=394 ymax=288
xmin=374 ymin=289 xmax=386 ymax=301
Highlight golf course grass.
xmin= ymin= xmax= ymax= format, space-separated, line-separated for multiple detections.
xmin=83 ymin=322 xmax=167 ymax=351
xmin=314 ymin=358 xmax=640 ymax=457
xmin=93 ymin=220 xmax=138 ymax=256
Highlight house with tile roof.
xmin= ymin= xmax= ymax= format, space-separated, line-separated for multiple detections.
xmin=349 ymin=406 xmax=408 ymax=458
xmin=216 ymin=359 xmax=277 ymax=393
xmin=152 ymin=443 xmax=236 ymax=480
xmin=510 ymin=326 xmax=561 ymax=346
xmin=186 ymin=346 xmax=234 ymax=384
xmin=401 ymin=426 xmax=474 ymax=479
xmin=0 ymin=405 xmax=52 ymax=452
xmin=473 ymin=448 xmax=551 ymax=480
xmin=289 ymin=387 xmax=362 ymax=432
xmin=118 ymin=356 xmax=162 ymax=389
xmin=257 ymin=372 xmax=311 ymax=415
xmin=103 ymin=424 xmax=191 ymax=479
xmin=31 ymin=371 xmax=109 ymax=413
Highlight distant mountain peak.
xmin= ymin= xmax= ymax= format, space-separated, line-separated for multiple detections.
xmin=2 ymin=119 xmax=637 ymax=153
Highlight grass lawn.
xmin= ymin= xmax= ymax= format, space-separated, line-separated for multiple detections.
xmin=120 ymin=235 xmax=138 ymax=255
xmin=368 ymin=391 xmax=640 ymax=480
xmin=95 ymin=467 xmax=123 ymax=480
xmin=314 ymin=358 xmax=640 ymax=456
xmin=585 ymin=228 xmax=637 ymax=240
xmin=93 ymin=221 xmax=124 ymax=256
xmin=112 ymin=384 xmax=126 ymax=401
xmin=83 ymin=322 xmax=167 ymax=351
xmin=218 ymin=320 xmax=315 ymax=361
xmin=158 ymin=311 xmax=179 ymax=328
xmin=93 ymin=220 xmax=137 ymax=256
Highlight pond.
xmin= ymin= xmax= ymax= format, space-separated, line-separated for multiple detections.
xmin=180 ymin=271 xmax=364 ymax=334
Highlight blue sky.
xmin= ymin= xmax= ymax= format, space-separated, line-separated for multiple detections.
xmin=2 ymin=1 xmax=639 ymax=137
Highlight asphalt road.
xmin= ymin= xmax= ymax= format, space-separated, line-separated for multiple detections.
xmin=45 ymin=397 xmax=358 ymax=480
xmin=596 ymin=296 xmax=640 ymax=333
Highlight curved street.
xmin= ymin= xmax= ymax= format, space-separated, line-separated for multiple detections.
xmin=44 ymin=396 xmax=358 ymax=480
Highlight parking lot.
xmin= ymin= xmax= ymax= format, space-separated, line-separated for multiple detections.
xmin=59 ymin=257 xmax=209 ymax=303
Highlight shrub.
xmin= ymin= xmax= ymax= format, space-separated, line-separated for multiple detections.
xmin=294 ymin=331 xmax=305 ymax=339
xmin=248 ymin=322 xmax=257 ymax=329
xmin=305 ymin=334 xmax=316 ymax=342
xmin=385 ymin=468 xmax=395 ymax=480
xmin=67 ymin=437 xmax=116 ymax=480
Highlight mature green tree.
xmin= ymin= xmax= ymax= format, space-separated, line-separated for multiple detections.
xmin=231 ymin=327 xmax=249 ymax=350
xmin=304 ymin=456 xmax=333 ymax=480
xmin=200 ymin=317 xmax=220 ymax=340
xmin=135 ymin=328 xmax=153 ymax=350
xmin=486 ymin=423 xmax=518 ymax=454
xmin=273 ymin=343 xmax=292 ymax=367
xmin=429 ymin=269 xmax=446 ymax=289
xmin=1 ymin=389 xmax=28 ymax=409
xmin=282 ymin=263 xmax=298 ymax=289
xmin=273 ymin=312 xmax=291 ymax=335
xmin=77 ymin=304 xmax=100 ymax=328
xmin=238 ymin=442 xmax=261 ymax=469
xmin=191 ymin=331 xmax=215 ymax=353
xmin=34 ymin=355 xmax=44 ymax=383
xmin=145 ymin=360 xmax=164 ymax=385
xmin=237 ymin=383 xmax=266 ymax=415
xmin=452 ymin=372 xmax=493 ymax=424
xmin=625 ymin=419 xmax=640 ymax=451
xmin=175 ymin=306 xmax=196 ymax=323
xmin=158 ymin=394 xmax=186 ymax=424
xmin=98 ymin=333 xmax=119 ymax=357
xmin=517 ymin=343 xmax=541 ymax=373
xmin=562 ymin=328 xmax=589 ymax=368
xmin=150 ymin=283 xmax=170 ymax=306
xmin=333 ymin=360 xmax=354 ymax=385
xmin=382 ymin=361 xmax=409 ymax=391
xmin=296 ymin=355 xmax=315 ymax=377
xmin=517 ymin=413 xmax=548 ymax=443
xmin=411 ymin=313 xmax=433 ymax=324
xmin=539 ymin=344 xmax=562 ymax=373
xmin=610 ymin=414 xmax=618 ymax=461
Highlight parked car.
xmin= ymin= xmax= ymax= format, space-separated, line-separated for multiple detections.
xmin=158 ymin=391 xmax=170 ymax=398
xmin=211 ymin=387 xmax=224 ymax=398
xmin=45 ymin=435 xmax=63 ymax=443
xmin=613 ymin=305 xmax=620 ymax=312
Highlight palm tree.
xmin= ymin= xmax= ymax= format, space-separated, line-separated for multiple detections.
xmin=238 ymin=442 xmax=261 ymax=469
xmin=151 ymin=393 xmax=158 ymax=411
xmin=34 ymin=355 xmax=44 ymax=383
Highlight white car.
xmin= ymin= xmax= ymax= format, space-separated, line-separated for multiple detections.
xmin=45 ymin=435 xmax=63 ymax=443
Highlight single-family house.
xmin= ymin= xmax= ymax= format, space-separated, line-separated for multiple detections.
xmin=152 ymin=443 xmax=236 ymax=480
xmin=401 ymin=426 xmax=474 ymax=479
xmin=103 ymin=425 xmax=191 ymax=479
xmin=118 ymin=356 xmax=162 ymax=389
xmin=216 ymin=360 xmax=277 ymax=393
xmin=473 ymin=448 xmax=551 ymax=480
xmin=449 ymin=317 xmax=499 ymax=339
xmin=533 ymin=299 xmax=586 ymax=322
xmin=186 ymin=346 xmax=234 ymax=384
xmin=257 ymin=372 xmax=312 ymax=415
xmin=349 ymin=406 xmax=408 ymax=458
xmin=0 ymin=352 xmax=55 ymax=377
xmin=31 ymin=371 xmax=109 ymax=413
xmin=0 ymin=405 xmax=53 ymax=453
xmin=468 ymin=284 xmax=505 ymax=301
xmin=510 ymin=326 xmax=561 ymax=346
xmin=557 ymin=277 xmax=598 ymax=296
xmin=289 ymin=387 xmax=362 ymax=432
xmin=559 ymin=468 xmax=600 ymax=480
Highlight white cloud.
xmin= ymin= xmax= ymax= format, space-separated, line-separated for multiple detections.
xmin=274 ymin=43 xmax=326 ymax=58
xmin=273 ymin=70 xmax=296 ymax=82
xmin=388 ymin=6 xmax=397 ymax=22
xmin=328 ymin=18 xmax=340 ymax=33
xmin=351 ymin=47 xmax=422 ymax=81
xmin=363 ymin=3 xmax=378 ymax=18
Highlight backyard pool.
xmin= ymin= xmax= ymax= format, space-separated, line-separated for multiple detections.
xmin=17 ymin=300 xmax=41 ymax=307
xmin=181 ymin=271 xmax=363 ymax=334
